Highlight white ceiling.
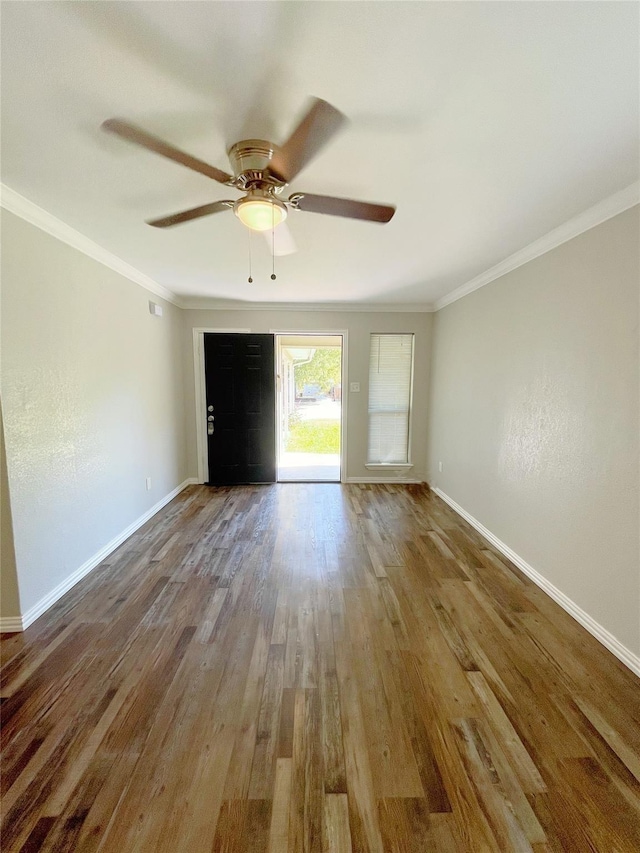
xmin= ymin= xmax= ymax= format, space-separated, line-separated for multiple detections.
xmin=1 ymin=1 xmax=638 ymax=308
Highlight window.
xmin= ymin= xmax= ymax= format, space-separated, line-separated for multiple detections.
xmin=367 ymin=333 xmax=414 ymax=464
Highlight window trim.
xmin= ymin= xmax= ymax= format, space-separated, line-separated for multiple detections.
xmin=365 ymin=462 xmax=414 ymax=470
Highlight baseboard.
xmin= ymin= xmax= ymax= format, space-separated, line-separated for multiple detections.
xmin=9 ymin=478 xmax=197 ymax=632
xmin=0 ymin=616 xmax=24 ymax=633
xmin=432 ymin=487 xmax=640 ymax=679
xmin=345 ymin=477 xmax=424 ymax=484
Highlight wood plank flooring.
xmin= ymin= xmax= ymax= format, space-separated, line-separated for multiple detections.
xmin=1 ymin=483 xmax=639 ymax=851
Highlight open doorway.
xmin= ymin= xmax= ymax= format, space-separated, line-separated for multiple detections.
xmin=276 ymin=334 xmax=343 ymax=482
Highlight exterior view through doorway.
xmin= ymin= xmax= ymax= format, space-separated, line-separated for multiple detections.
xmin=276 ymin=334 xmax=343 ymax=482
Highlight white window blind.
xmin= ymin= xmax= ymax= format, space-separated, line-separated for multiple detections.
xmin=367 ymin=333 xmax=414 ymax=464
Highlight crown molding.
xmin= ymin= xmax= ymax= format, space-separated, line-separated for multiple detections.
xmin=180 ymin=298 xmax=435 ymax=313
xmin=0 ymin=184 xmax=183 ymax=308
xmin=7 ymin=179 xmax=635 ymax=317
xmin=434 ymin=181 xmax=640 ymax=311
xmin=0 ymin=184 xmax=434 ymax=313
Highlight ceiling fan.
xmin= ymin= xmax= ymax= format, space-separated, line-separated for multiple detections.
xmin=101 ymin=98 xmax=396 ymax=252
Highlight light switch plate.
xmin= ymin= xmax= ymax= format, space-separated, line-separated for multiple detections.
xmin=350 ymin=382 xmax=360 ymax=392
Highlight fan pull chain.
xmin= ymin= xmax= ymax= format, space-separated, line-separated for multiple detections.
xmin=247 ymin=228 xmax=253 ymax=284
xmin=271 ymin=204 xmax=277 ymax=281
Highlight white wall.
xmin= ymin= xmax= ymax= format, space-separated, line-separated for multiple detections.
xmin=1 ymin=210 xmax=188 ymax=620
xmin=182 ymin=309 xmax=432 ymax=482
xmin=427 ymin=205 xmax=640 ymax=659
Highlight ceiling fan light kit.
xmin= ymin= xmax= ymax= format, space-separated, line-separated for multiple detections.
xmin=101 ymin=98 xmax=396 ymax=264
xmin=234 ymin=192 xmax=288 ymax=232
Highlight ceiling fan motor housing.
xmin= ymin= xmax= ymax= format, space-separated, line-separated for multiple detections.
xmin=227 ymin=139 xmax=286 ymax=191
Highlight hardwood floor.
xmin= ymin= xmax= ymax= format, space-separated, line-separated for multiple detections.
xmin=1 ymin=483 xmax=639 ymax=852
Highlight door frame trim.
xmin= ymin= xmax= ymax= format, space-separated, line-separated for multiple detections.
xmin=271 ymin=329 xmax=348 ymax=483
xmin=192 ymin=327 xmax=252 ymax=484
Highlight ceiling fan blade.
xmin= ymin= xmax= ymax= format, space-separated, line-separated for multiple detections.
xmin=268 ymin=98 xmax=346 ymax=183
xmin=291 ymin=193 xmax=396 ymax=223
xmin=262 ymin=221 xmax=298 ymax=256
xmin=147 ymin=201 xmax=234 ymax=228
xmin=102 ymin=119 xmax=234 ymax=185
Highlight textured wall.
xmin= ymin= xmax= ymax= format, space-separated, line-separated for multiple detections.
xmin=427 ymin=206 xmax=640 ymax=656
xmin=182 ymin=309 xmax=432 ymax=482
xmin=1 ymin=211 xmax=188 ymax=617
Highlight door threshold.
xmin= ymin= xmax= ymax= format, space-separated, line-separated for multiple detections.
xmin=277 ymin=479 xmax=341 ymax=484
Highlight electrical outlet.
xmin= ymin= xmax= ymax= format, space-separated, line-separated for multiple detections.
xmin=145 ymin=477 xmax=152 ymax=491
xmin=438 ymin=461 xmax=443 ymax=472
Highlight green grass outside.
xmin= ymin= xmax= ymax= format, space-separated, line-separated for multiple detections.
xmin=285 ymin=419 xmax=340 ymax=454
